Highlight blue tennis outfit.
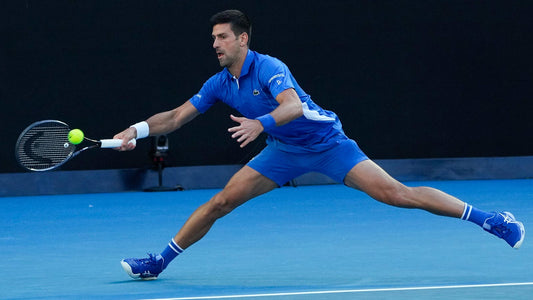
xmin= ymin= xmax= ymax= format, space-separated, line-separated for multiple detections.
xmin=190 ymin=50 xmax=368 ymax=186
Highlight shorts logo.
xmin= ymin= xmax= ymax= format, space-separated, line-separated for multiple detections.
xmin=276 ymin=80 xmax=282 ymax=85
xmin=253 ymin=89 xmax=260 ymax=96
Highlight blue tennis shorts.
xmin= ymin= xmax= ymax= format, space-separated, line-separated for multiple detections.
xmin=247 ymin=138 xmax=369 ymax=186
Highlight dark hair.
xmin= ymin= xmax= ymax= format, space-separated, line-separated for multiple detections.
xmin=210 ymin=9 xmax=252 ymax=45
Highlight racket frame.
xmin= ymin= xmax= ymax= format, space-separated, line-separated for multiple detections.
xmin=15 ymin=120 xmax=132 ymax=172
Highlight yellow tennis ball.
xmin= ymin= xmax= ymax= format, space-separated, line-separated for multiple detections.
xmin=68 ymin=129 xmax=84 ymax=145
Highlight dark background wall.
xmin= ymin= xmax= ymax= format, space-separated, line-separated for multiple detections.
xmin=2 ymin=0 xmax=532 ymax=173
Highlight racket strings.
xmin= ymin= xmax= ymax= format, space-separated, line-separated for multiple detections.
xmin=16 ymin=122 xmax=75 ymax=171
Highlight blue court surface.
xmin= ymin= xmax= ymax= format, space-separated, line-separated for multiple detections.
xmin=1 ymin=179 xmax=532 ymax=299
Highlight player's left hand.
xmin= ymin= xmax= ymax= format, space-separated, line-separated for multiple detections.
xmin=228 ymin=114 xmax=264 ymax=148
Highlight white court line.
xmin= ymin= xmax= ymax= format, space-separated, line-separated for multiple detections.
xmin=141 ymin=281 xmax=533 ymax=300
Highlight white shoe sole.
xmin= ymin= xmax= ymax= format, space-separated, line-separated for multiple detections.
xmin=512 ymin=221 xmax=525 ymax=249
xmin=120 ymin=260 xmax=140 ymax=279
xmin=120 ymin=260 xmax=159 ymax=280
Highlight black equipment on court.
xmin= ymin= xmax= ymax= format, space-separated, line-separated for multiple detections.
xmin=144 ymin=135 xmax=183 ymax=192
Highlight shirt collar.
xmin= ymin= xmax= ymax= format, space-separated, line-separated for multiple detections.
xmin=240 ymin=49 xmax=254 ymax=78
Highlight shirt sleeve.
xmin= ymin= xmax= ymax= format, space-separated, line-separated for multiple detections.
xmin=189 ymin=75 xmax=220 ymax=114
xmin=258 ymin=57 xmax=295 ymax=99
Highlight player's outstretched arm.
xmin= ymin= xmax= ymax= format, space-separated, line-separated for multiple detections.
xmin=114 ymin=100 xmax=200 ymax=151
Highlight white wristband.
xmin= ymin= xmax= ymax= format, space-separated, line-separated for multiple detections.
xmin=130 ymin=121 xmax=149 ymax=139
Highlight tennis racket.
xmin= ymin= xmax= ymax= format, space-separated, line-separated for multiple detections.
xmin=15 ymin=120 xmax=135 ymax=171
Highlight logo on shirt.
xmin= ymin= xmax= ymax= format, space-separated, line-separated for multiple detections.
xmin=268 ymin=73 xmax=285 ymax=84
xmin=253 ymin=89 xmax=260 ymax=96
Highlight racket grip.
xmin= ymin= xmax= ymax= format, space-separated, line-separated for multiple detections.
xmin=100 ymin=139 xmax=137 ymax=148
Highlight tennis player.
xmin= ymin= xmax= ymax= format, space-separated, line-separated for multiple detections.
xmin=115 ymin=10 xmax=525 ymax=280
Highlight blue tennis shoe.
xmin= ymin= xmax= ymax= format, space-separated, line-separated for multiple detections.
xmin=483 ymin=212 xmax=525 ymax=249
xmin=121 ymin=253 xmax=164 ymax=280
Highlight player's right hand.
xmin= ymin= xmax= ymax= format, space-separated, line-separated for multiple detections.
xmin=113 ymin=127 xmax=137 ymax=151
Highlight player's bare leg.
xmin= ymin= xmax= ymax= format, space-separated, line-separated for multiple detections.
xmin=174 ymin=166 xmax=278 ymax=249
xmin=121 ymin=166 xmax=277 ymax=279
xmin=344 ymin=159 xmax=524 ymax=248
xmin=344 ymin=159 xmax=464 ymax=217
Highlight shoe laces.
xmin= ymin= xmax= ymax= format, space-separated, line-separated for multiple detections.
xmin=138 ymin=253 xmax=159 ymax=265
xmin=489 ymin=213 xmax=514 ymax=238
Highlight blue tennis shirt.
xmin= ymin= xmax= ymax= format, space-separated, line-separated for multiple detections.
xmin=190 ymin=50 xmax=348 ymax=153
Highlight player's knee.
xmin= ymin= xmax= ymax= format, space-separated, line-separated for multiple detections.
xmin=207 ymin=193 xmax=237 ymax=218
xmin=378 ymin=185 xmax=414 ymax=208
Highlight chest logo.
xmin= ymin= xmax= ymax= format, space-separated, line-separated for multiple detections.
xmin=253 ymin=89 xmax=260 ymax=96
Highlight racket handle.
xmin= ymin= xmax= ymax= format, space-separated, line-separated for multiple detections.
xmin=100 ymin=139 xmax=137 ymax=148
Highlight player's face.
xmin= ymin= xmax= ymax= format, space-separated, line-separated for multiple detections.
xmin=212 ymin=23 xmax=244 ymax=68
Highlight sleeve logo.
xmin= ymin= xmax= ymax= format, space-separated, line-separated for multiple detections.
xmin=268 ymin=73 xmax=285 ymax=84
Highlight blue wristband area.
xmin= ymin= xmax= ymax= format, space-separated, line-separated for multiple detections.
xmin=256 ymin=114 xmax=276 ymax=131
